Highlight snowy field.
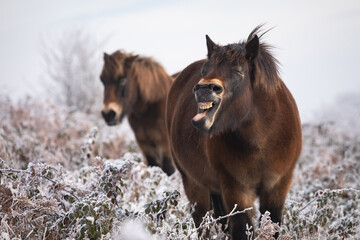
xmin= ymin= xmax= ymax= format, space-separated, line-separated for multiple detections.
xmin=0 ymin=94 xmax=359 ymax=239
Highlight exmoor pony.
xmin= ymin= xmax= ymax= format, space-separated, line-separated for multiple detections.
xmin=100 ymin=50 xmax=175 ymax=176
xmin=166 ymin=26 xmax=302 ymax=239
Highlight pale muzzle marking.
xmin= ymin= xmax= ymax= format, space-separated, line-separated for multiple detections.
xmin=103 ymin=102 xmax=122 ymax=116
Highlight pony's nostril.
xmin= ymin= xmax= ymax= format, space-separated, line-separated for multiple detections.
xmin=193 ymin=83 xmax=223 ymax=94
xmin=210 ymin=84 xmax=223 ymax=94
xmin=101 ymin=110 xmax=107 ymax=120
xmin=193 ymin=84 xmax=200 ymax=93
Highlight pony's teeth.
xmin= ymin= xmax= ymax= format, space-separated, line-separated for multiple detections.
xmin=198 ymin=102 xmax=213 ymax=110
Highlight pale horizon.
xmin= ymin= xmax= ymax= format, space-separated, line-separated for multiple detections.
xmin=1 ymin=0 xmax=359 ymax=122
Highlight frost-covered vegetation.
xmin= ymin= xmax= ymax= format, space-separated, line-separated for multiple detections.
xmin=0 ymin=94 xmax=359 ymax=239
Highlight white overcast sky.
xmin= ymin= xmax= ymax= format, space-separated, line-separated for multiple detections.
xmin=0 ymin=0 xmax=359 ymax=122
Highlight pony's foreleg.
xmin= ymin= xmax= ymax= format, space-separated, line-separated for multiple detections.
xmin=220 ymin=177 xmax=256 ymax=240
xmin=144 ymin=153 xmax=159 ymax=167
xmin=175 ymin=167 xmax=210 ymax=227
xmin=137 ymin=139 xmax=162 ymax=168
xmin=259 ymin=171 xmax=293 ymax=238
xmin=210 ymin=192 xmax=227 ymax=230
xmin=161 ymin=155 xmax=175 ymax=176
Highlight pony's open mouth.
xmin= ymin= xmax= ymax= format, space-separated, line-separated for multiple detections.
xmin=193 ymin=102 xmax=214 ymax=121
xmin=192 ymin=100 xmax=221 ymax=131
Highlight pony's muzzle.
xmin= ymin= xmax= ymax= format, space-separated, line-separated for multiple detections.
xmin=193 ymin=83 xmax=223 ymax=94
xmin=193 ymin=83 xmax=223 ymax=103
xmin=101 ymin=102 xmax=123 ymax=125
xmin=101 ymin=109 xmax=116 ymax=124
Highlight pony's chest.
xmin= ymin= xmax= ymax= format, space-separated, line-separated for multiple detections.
xmin=206 ymin=134 xmax=262 ymax=180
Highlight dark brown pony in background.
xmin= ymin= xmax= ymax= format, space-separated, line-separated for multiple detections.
xmin=166 ymin=26 xmax=302 ymax=239
xmin=100 ymin=50 xmax=175 ymax=176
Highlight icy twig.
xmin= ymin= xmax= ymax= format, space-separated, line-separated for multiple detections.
xmin=2 ymin=217 xmax=15 ymax=236
xmin=43 ymin=227 xmax=47 ymax=240
xmin=26 ymin=230 xmax=34 ymax=238
xmin=187 ymin=204 xmax=253 ymax=238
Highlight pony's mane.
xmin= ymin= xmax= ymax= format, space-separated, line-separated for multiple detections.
xmin=130 ymin=56 xmax=173 ymax=102
xmin=247 ymin=25 xmax=281 ymax=93
xmin=102 ymin=50 xmax=131 ymax=79
xmin=212 ymin=25 xmax=281 ymax=94
xmin=109 ymin=50 xmax=172 ymax=103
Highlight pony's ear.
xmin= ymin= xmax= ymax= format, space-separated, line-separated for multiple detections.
xmin=104 ymin=52 xmax=115 ymax=64
xmin=206 ymin=35 xmax=219 ymax=58
xmin=104 ymin=52 xmax=111 ymax=62
xmin=124 ymin=55 xmax=138 ymax=68
xmin=245 ymin=35 xmax=259 ymax=61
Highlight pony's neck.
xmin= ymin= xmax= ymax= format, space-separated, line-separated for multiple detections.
xmin=236 ymin=89 xmax=280 ymax=147
xmin=130 ymin=95 xmax=165 ymax=120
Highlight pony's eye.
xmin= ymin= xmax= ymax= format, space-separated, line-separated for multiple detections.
xmin=119 ymin=77 xmax=127 ymax=86
xmin=234 ymin=70 xmax=244 ymax=77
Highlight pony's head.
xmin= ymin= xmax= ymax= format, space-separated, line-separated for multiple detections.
xmin=100 ymin=51 xmax=138 ymax=125
xmin=192 ymin=26 xmax=280 ymax=133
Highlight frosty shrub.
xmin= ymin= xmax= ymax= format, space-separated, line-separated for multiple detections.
xmin=282 ymin=123 xmax=360 ymax=239
xmin=0 ymin=94 xmax=359 ymax=239
xmin=144 ymin=190 xmax=182 ymax=234
xmin=0 ymin=96 xmax=131 ymax=170
xmin=41 ymin=29 xmax=103 ymax=114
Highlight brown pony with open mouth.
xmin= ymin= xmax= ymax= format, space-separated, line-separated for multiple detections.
xmin=100 ymin=50 xmax=176 ymax=176
xmin=166 ymin=26 xmax=302 ymax=239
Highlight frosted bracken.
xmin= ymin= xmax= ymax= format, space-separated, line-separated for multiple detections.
xmin=0 ymin=95 xmax=359 ymax=239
